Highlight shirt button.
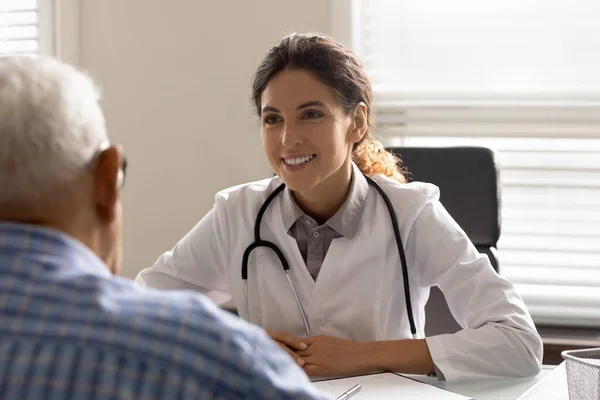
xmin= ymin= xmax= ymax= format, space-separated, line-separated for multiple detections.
xmin=313 ymin=231 xmax=320 ymax=238
xmin=305 ymin=219 xmax=313 ymax=225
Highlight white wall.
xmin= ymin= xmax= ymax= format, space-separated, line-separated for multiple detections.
xmin=80 ymin=0 xmax=332 ymax=278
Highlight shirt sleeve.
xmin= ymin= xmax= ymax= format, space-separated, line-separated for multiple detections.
xmin=190 ymin=297 xmax=333 ymax=400
xmin=134 ymin=193 xmax=231 ymax=304
xmin=232 ymin=326 xmax=333 ymax=400
xmin=406 ymin=188 xmax=543 ymax=382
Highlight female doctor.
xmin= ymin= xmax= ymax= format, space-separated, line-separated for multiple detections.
xmin=135 ymin=33 xmax=543 ymax=382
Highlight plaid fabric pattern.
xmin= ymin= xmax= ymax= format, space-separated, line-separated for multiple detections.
xmin=0 ymin=222 xmax=329 ymax=400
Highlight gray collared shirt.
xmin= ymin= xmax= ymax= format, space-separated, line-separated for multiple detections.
xmin=281 ymin=164 xmax=369 ymax=280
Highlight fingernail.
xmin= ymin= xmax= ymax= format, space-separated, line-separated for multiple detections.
xmin=300 ymin=343 xmax=308 ymax=349
xmin=297 ymin=358 xmax=305 ymax=366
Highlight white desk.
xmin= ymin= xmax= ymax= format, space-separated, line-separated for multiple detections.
xmin=405 ymin=364 xmax=567 ymax=400
xmin=314 ymin=365 xmax=568 ymax=400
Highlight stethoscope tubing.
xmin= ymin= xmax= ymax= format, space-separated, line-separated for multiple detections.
xmin=241 ymin=176 xmax=417 ymax=339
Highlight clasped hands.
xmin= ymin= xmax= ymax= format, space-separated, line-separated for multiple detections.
xmin=267 ymin=330 xmax=374 ymax=377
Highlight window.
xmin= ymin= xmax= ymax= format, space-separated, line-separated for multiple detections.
xmin=0 ymin=0 xmax=53 ymax=57
xmin=338 ymin=0 xmax=600 ymax=327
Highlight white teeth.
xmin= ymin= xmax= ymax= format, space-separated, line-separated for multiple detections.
xmin=284 ymin=155 xmax=314 ymax=166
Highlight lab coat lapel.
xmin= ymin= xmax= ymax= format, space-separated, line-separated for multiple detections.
xmin=249 ymin=196 xmax=316 ymax=336
xmin=310 ymin=238 xmax=349 ymax=302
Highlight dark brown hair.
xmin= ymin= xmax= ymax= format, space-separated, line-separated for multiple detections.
xmin=252 ymin=32 xmax=406 ymax=183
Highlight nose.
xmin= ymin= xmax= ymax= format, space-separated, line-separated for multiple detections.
xmin=281 ymin=121 xmax=303 ymax=147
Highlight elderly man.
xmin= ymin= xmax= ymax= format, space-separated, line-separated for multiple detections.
xmin=0 ymin=56 xmax=329 ymax=399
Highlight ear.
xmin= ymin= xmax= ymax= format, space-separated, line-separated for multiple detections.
xmin=348 ymin=102 xmax=368 ymax=145
xmin=92 ymin=145 xmax=123 ymax=221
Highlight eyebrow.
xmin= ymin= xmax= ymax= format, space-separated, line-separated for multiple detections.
xmin=261 ymin=100 xmax=326 ymax=114
xmin=297 ymin=101 xmax=326 ymax=110
xmin=261 ymin=106 xmax=280 ymax=114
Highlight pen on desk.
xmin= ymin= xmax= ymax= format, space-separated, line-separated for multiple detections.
xmin=335 ymin=383 xmax=361 ymax=400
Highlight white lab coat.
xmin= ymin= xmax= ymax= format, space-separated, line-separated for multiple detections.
xmin=135 ymin=172 xmax=543 ymax=382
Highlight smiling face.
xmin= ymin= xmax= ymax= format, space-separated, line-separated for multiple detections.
xmin=260 ymin=68 xmax=365 ymax=196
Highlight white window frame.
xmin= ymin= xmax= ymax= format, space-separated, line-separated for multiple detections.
xmin=331 ymin=0 xmax=361 ymax=53
xmin=36 ymin=0 xmax=79 ymax=64
xmin=52 ymin=0 xmax=79 ymax=65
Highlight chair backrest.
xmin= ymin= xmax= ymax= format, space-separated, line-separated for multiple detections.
xmin=386 ymin=146 xmax=502 ymax=335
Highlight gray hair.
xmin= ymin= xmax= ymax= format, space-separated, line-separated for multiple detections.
xmin=0 ymin=56 xmax=107 ymax=210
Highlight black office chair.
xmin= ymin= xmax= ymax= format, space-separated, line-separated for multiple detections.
xmin=386 ymin=146 xmax=501 ymax=336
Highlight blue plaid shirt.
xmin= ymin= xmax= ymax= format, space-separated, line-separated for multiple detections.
xmin=0 ymin=222 xmax=330 ymax=400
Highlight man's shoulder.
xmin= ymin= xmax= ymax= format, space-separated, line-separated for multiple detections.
xmin=93 ymin=279 xmax=321 ymax=398
xmin=5 ymin=267 xmax=322 ymax=399
xmin=99 ymin=277 xmax=269 ymax=363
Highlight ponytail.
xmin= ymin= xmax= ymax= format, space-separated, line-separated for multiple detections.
xmin=352 ymin=135 xmax=407 ymax=183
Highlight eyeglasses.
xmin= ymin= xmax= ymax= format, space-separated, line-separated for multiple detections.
xmin=91 ymin=140 xmax=128 ymax=188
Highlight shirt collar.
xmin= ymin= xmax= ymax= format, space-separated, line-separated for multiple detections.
xmin=280 ymin=162 xmax=369 ymax=239
xmin=0 ymin=221 xmax=111 ymax=277
xmin=281 ymin=188 xmax=307 ymax=232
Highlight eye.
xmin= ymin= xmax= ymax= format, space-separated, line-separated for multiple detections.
xmin=303 ymin=110 xmax=322 ymax=120
xmin=263 ymin=114 xmax=281 ymax=125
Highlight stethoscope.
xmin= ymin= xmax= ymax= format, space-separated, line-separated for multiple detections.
xmin=241 ymin=175 xmax=417 ymax=339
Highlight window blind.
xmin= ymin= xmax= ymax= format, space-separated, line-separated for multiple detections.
xmin=0 ymin=0 xmax=47 ymax=56
xmin=354 ymin=0 xmax=600 ymax=327
xmin=357 ymin=0 xmax=600 ymax=98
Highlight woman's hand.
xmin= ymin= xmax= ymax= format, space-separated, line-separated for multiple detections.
xmin=267 ymin=332 xmax=435 ymax=378
xmin=297 ymin=336 xmax=435 ymax=378
xmin=266 ymin=330 xmax=308 ymax=367
xmin=296 ymin=335 xmax=374 ymax=377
